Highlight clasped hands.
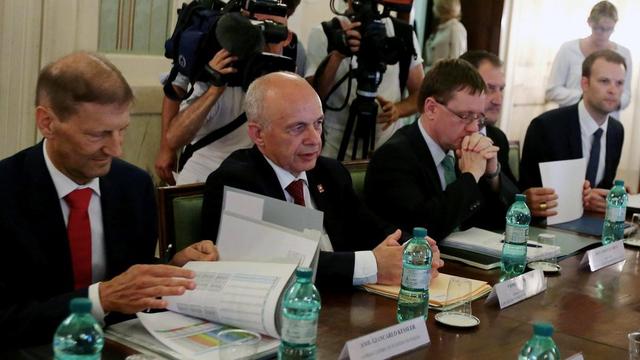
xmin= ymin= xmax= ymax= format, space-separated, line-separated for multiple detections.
xmin=456 ymin=133 xmax=500 ymax=182
xmin=99 ymin=240 xmax=218 ymax=314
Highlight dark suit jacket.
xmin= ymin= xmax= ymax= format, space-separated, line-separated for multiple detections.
xmin=0 ymin=142 xmax=157 ymax=349
xmin=201 ymin=147 xmax=393 ymax=287
xmin=519 ymin=104 xmax=624 ymax=191
xmin=485 ymin=124 xmax=517 ymax=184
xmin=364 ymin=121 xmax=518 ymax=241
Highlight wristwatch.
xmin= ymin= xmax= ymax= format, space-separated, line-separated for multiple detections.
xmin=483 ymin=162 xmax=501 ymax=179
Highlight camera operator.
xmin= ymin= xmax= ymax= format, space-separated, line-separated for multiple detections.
xmin=306 ymin=0 xmax=424 ymax=160
xmin=155 ymin=0 xmax=306 ymax=185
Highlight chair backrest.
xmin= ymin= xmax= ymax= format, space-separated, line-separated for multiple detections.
xmin=508 ymin=140 xmax=520 ymax=182
xmin=343 ymin=160 xmax=369 ymax=199
xmin=157 ymin=183 xmax=205 ymax=254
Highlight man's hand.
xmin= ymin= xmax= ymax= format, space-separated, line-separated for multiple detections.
xmin=523 ymin=187 xmax=558 ymax=217
xmin=99 ymin=264 xmax=196 ymax=314
xmin=154 ymin=144 xmax=177 ymax=185
xmin=427 ymin=237 xmax=444 ymax=280
xmin=207 ymin=49 xmax=238 ymax=82
xmin=339 ymin=20 xmax=361 ymax=55
xmin=585 ymin=188 xmax=608 ymax=213
xmin=373 ymin=230 xmax=403 ymax=285
xmin=456 ymin=148 xmax=487 ymax=182
xmin=376 ymin=96 xmax=400 ymax=130
xmin=170 ymin=240 xmax=219 ymax=267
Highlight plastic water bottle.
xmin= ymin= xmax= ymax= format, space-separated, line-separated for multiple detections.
xmin=279 ymin=267 xmax=321 ymax=360
xmin=53 ymin=298 xmax=104 ymax=360
xmin=501 ymin=194 xmax=531 ymax=280
xmin=518 ymin=322 xmax=560 ymax=360
xmin=397 ymin=227 xmax=432 ymax=322
xmin=602 ymin=179 xmax=628 ymax=245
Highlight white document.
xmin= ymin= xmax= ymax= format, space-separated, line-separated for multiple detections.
xmin=485 ymin=269 xmax=547 ymax=309
xmin=539 ymin=158 xmax=586 ymax=225
xmin=338 ymin=317 xmax=429 ymax=360
xmin=164 ymin=261 xmax=297 ymax=338
xmin=441 ymin=227 xmax=561 ymax=262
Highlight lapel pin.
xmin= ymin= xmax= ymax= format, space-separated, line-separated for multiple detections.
xmin=317 ymin=184 xmax=325 ymax=193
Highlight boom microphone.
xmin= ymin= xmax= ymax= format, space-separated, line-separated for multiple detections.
xmin=216 ymin=12 xmax=265 ymax=60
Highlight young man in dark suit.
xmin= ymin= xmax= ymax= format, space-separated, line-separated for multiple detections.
xmin=519 ymin=49 xmax=626 ymax=218
xmin=365 ymin=59 xmax=518 ymax=241
xmin=0 ymin=52 xmax=218 ymax=350
xmin=459 ymin=50 xmax=517 ymax=184
xmin=201 ymin=72 xmax=443 ymax=288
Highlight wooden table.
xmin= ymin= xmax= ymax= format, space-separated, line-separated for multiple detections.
xmin=315 ymin=246 xmax=638 ymax=359
xmin=88 ymin=237 xmax=638 ymax=359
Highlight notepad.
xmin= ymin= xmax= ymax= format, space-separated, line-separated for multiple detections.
xmin=440 ymin=227 xmax=561 ymax=262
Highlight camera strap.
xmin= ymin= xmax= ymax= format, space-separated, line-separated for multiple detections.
xmin=177 ymin=112 xmax=248 ymax=171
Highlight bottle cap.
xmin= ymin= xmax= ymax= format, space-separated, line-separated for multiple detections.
xmin=515 ymin=194 xmax=526 ymax=202
xmin=295 ymin=267 xmax=313 ymax=279
xmin=413 ymin=227 xmax=427 ymax=238
xmin=533 ymin=322 xmax=554 ymax=337
xmin=69 ymin=298 xmax=92 ymax=314
xmin=614 ymin=179 xmax=624 ymax=187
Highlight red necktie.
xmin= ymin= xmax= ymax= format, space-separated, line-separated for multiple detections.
xmin=64 ymin=188 xmax=93 ymax=289
xmin=286 ymin=179 xmax=306 ymax=206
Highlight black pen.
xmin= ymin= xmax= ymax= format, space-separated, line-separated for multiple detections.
xmin=500 ymin=240 xmax=542 ymax=248
xmin=163 ymin=243 xmax=174 ymax=264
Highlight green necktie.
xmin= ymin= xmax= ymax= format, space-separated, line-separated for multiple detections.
xmin=441 ymin=154 xmax=456 ymax=188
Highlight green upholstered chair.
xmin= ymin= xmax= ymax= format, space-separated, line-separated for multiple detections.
xmin=157 ymin=183 xmax=205 ymax=254
xmin=508 ymin=140 xmax=520 ymax=182
xmin=343 ymin=160 xmax=369 ymax=199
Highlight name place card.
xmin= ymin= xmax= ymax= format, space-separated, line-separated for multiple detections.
xmin=565 ymin=353 xmax=584 ymax=360
xmin=485 ymin=269 xmax=546 ymax=309
xmin=338 ymin=317 xmax=429 ymax=360
xmin=579 ymin=241 xmax=625 ymax=272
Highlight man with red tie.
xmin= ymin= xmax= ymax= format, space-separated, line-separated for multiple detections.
xmin=0 ymin=51 xmax=218 ymax=350
xmin=201 ymin=72 xmax=444 ymax=288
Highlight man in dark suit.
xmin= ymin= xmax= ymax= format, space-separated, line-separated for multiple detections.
xmin=459 ymin=50 xmax=517 ymax=184
xmin=0 ymin=52 xmax=217 ymax=350
xmin=520 ymin=49 xmax=626 ymax=217
xmin=365 ymin=59 xmax=518 ymax=241
xmin=201 ymin=72 xmax=443 ymax=288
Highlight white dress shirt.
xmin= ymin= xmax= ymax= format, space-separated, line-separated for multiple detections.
xmin=418 ymin=121 xmax=456 ymax=190
xmin=43 ymin=140 xmax=107 ymax=322
xmin=578 ymin=100 xmax=608 ymax=187
xmin=263 ymin=155 xmax=378 ymax=285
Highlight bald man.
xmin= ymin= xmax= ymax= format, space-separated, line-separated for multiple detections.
xmin=0 ymin=52 xmax=217 ymax=350
xmin=201 ymin=72 xmax=443 ymax=288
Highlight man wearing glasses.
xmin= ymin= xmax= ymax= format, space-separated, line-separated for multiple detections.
xmin=364 ymin=59 xmax=518 ymax=241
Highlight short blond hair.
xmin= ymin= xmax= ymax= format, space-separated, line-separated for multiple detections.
xmin=588 ymin=1 xmax=618 ymax=23
xmin=433 ymin=0 xmax=461 ymax=20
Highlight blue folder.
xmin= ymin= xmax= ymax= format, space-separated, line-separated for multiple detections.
xmin=551 ymin=215 xmax=630 ymax=237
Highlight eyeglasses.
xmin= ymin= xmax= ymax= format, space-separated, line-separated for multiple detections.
xmin=434 ymin=99 xmax=486 ymax=128
xmin=592 ymin=25 xmax=614 ymax=33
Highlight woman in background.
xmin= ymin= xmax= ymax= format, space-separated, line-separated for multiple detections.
xmin=423 ymin=0 xmax=467 ymax=72
xmin=546 ymin=1 xmax=632 ymax=119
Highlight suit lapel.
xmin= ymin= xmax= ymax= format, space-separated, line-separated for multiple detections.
xmin=307 ymin=168 xmax=327 ymax=212
xmin=568 ymin=104 xmax=583 ymax=159
xmin=249 ymin=146 xmax=288 ymax=201
xmin=25 ymin=142 xmax=74 ymax=289
xmin=406 ymin=122 xmax=444 ymax=191
xmin=99 ymin=175 xmax=127 ymax=278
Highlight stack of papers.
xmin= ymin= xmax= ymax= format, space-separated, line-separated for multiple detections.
xmin=440 ymin=228 xmax=561 ymax=262
xmin=362 ymin=273 xmax=492 ymax=310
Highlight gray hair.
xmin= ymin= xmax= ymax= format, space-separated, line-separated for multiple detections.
xmin=244 ymin=71 xmax=304 ymax=127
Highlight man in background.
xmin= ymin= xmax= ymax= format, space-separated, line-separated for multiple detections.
xmin=459 ymin=50 xmax=517 ymax=183
xmin=519 ymin=49 xmax=625 ymax=218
